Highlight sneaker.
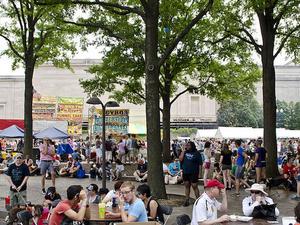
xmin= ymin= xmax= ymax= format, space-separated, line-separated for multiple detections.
xmin=42 ymin=188 xmax=46 ymax=195
xmin=226 ymin=187 xmax=231 ymax=191
xmin=183 ymin=199 xmax=189 ymax=207
xmin=292 ymin=196 xmax=300 ymax=201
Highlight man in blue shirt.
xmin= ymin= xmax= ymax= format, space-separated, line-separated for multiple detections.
xmin=109 ymin=181 xmax=148 ymax=222
xmin=234 ymin=139 xmax=247 ymax=196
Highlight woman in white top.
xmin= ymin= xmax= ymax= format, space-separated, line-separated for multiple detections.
xmin=242 ymin=183 xmax=279 ymax=217
xmin=102 ymin=181 xmax=124 ymax=203
xmin=203 ymin=141 xmax=212 ymax=186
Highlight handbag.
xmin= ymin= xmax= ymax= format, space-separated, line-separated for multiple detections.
xmin=252 ymin=204 xmax=277 ymax=221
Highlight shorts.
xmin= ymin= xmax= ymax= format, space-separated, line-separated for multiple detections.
xmin=10 ymin=190 xmax=27 ymax=207
xmin=222 ymin=164 xmax=232 ymax=171
xmin=255 ymin=161 xmax=266 ymax=168
xmin=183 ymin=173 xmax=199 ymax=183
xmin=204 ymin=162 xmax=211 ymax=169
xmin=297 ymin=174 xmax=300 ymax=182
xmin=40 ymin=160 xmax=54 ymax=175
xmin=235 ymin=166 xmax=245 ymax=179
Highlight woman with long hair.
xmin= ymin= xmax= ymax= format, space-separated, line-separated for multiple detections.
xmin=203 ymin=141 xmax=212 ymax=186
xmin=220 ymin=143 xmax=233 ymax=190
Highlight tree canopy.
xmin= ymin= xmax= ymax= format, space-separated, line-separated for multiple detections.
xmin=0 ymin=0 xmax=77 ymax=156
xmin=217 ymin=94 xmax=263 ymax=128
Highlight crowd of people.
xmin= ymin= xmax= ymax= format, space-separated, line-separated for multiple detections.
xmin=2 ymin=135 xmax=300 ymax=225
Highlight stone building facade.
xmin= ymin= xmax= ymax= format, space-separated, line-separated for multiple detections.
xmin=1 ymin=60 xmax=299 ymax=130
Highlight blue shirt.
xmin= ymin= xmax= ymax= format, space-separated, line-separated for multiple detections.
xmin=236 ymin=147 xmax=245 ymax=166
xmin=127 ymin=198 xmax=148 ymax=222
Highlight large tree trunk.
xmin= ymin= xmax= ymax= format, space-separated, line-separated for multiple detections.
xmin=23 ymin=18 xmax=35 ymax=159
xmin=259 ymin=11 xmax=279 ymax=178
xmin=145 ymin=0 xmax=167 ymax=199
xmin=162 ymin=62 xmax=172 ymax=163
xmin=24 ymin=63 xmax=34 ymax=158
xmin=162 ymin=94 xmax=172 ymax=162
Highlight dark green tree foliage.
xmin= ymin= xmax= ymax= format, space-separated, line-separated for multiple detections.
xmin=79 ymin=0 xmax=261 ymax=162
xmin=276 ymin=100 xmax=300 ymax=129
xmin=0 ymin=0 xmax=76 ymax=157
xmin=222 ymin=0 xmax=300 ymax=177
xmin=217 ymin=95 xmax=263 ymax=128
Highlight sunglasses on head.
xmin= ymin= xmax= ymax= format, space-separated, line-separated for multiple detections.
xmin=251 ymin=191 xmax=261 ymax=194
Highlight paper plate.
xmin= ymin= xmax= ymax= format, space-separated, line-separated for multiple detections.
xmin=236 ymin=216 xmax=253 ymax=222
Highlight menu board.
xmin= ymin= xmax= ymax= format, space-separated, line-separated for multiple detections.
xmin=32 ymin=96 xmax=84 ymax=135
xmin=57 ymin=97 xmax=84 ymax=135
xmin=92 ymin=109 xmax=129 ymax=134
xmin=32 ymin=96 xmax=57 ymax=120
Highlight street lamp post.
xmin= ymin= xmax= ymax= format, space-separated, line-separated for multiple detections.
xmin=86 ymin=96 xmax=119 ymax=188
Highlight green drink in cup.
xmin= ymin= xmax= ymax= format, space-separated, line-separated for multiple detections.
xmin=98 ymin=203 xmax=106 ymax=219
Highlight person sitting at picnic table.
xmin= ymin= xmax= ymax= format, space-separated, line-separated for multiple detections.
xmin=191 ymin=179 xmax=229 ymax=225
xmin=48 ymin=185 xmax=90 ymax=225
xmin=44 ymin=186 xmax=61 ymax=208
xmin=86 ymin=184 xmax=101 ymax=204
xmin=137 ymin=184 xmax=164 ymax=224
xmin=242 ymin=183 xmax=279 ymax=217
xmin=106 ymin=181 xmax=148 ymax=222
xmin=102 ymin=181 xmax=124 ymax=204
xmin=133 ymin=158 xmax=148 ymax=182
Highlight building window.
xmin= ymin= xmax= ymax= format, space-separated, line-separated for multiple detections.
xmin=191 ymin=96 xmax=200 ymax=114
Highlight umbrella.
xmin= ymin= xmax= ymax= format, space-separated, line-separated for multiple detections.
xmin=0 ymin=125 xmax=24 ymax=138
xmin=34 ymin=127 xmax=69 ymax=139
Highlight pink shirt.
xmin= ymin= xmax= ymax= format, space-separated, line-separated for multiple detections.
xmin=39 ymin=143 xmax=54 ymax=161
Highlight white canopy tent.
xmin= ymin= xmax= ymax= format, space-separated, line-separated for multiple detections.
xmin=214 ymin=127 xmax=257 ymax=139
xmin=197 ymin=127 xmax=300 ymax=139
xmin=196 ymin=129 xmax=217 ymax=139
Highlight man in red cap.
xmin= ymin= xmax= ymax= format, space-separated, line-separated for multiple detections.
xmin=191 ymin=179 xmax=229 ymax=225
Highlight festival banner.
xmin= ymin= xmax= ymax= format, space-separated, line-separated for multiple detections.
xmin=32 ymin=96 xmax=57 ymax=120
xmin=92 ymin=109 xmax=129 ymax=134
xmin=57 ymin=97 xmax=84 ymax=135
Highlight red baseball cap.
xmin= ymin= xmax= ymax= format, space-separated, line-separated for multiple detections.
xmin=205 ymin=179 xmax=225 ymax=189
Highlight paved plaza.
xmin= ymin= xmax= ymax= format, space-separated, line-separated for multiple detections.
xmin=0 ymin=174 xmax=298 ymax=225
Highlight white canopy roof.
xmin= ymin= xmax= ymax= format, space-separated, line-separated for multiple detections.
xmin=196 ymin=129 xmax=217 ymax=139
xmin=197 ymin=127 xmax=300 ymax=139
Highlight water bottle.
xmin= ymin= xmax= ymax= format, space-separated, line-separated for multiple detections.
xmin=112 ymin=196 xmax=117 ymax=207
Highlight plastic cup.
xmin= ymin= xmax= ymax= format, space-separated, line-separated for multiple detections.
xmin=98 ymin=203 xmax=106 ymax=219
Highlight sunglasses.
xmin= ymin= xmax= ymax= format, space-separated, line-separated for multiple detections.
xmin=250 ymin=191 xmax=261 ymax=194
xmin=121 ymin=190 xmax=132 ymax=195
xmin=16 ymin=157 xmax=22 ymax=160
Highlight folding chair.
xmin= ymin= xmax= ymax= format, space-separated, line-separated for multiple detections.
xmin=176 ymin=214 xmax=191 ymax=225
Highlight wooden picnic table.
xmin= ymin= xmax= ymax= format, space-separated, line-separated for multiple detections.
xmin=88 ymin=204 xmax=122 ymax=224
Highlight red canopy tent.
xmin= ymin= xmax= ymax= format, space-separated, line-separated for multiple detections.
xmin=0 ymin=119 xmax=24 ymax=130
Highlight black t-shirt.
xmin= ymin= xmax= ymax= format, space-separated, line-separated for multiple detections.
xmin=221 ymin=150 xmax=233 ymax=165
xmin=182 ymin=150 xmax=202 ymax=174
xmin=138 ymin=162 xmax=148 ymax=173
xmin=7 ymin=163 xmax=30 ymax=192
